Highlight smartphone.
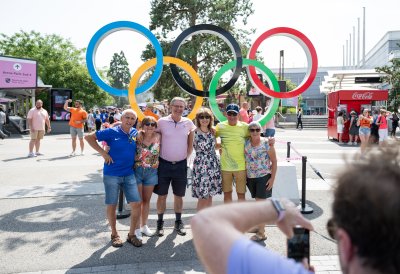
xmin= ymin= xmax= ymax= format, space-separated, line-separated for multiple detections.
xmin=287 ymin=227 xmax=310 ymax=263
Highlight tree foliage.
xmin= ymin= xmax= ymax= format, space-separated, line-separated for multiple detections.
xmin=375 ymin=48 xmax=400 ymax=110
xmin=141 ymin=0 xmax=255 ymax=102
xmin=0 ymin=30 xmax=114 ymax=109
xmin=107 ymin=51 xmax=131 ymax=107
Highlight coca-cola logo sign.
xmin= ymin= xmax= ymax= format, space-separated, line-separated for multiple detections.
xmin=352 ymin=92 xmax=373 ymax=100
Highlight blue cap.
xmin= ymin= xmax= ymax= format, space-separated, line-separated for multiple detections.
xmin=226 ymin=103 xmax=239 ymax=113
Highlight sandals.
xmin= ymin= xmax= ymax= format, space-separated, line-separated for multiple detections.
xmin=111 ymin=234 xmax=123 ymax=247
xmin=127 ymin=233 xmax=143 ymax=247
xmin=250 ymin=233 xmax=267 ymax=242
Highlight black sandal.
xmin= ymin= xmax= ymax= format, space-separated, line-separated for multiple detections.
xmin=127 ymin=233 xmax=142 ymax=247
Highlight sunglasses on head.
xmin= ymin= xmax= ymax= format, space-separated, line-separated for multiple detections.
xmin=144 ymin=122 xmax=156 ymax=127
xmin=199 ymin=115 xmax=211 ymax=120
xmin=249 ymin=128 xmax=261 ymax=132
xmin=227 ymin=112 xmax=238 ymax=117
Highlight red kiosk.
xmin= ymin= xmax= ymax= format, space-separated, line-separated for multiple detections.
xmin=327 ymin=89 xmax=388 ymax=142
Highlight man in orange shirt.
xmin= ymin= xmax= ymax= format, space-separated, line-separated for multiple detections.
xmin=143 ymin=102 xmax=159 ymax=121
xmin=64 ymin=99 xmax=88 ymax=156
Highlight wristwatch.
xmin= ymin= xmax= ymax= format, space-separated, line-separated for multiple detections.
xmin=271 ymin=198 xmax=286 ymax=222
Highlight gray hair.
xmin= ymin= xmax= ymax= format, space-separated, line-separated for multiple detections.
xmin=121 ymin=109 xmax=137 ymax=118
xmin=170 ymin=97 xmax=187 ymax=107
xmin=248 ymin=121 xmax=261 ymax=129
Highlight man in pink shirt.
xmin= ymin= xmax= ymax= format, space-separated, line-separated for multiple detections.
xmin=154 ymin=97 xmax=195 ymax=237
xmin=27 ymin=100 xmax=51 ymax=157
xmin=239 ymin=102 xmax=249 ymax=123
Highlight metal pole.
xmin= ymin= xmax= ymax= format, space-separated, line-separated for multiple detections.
xmin=298 ymin=156 xmax=314 ymax=214
xmin=287 ymin=141 xmax=291 ymax=161
xmin=116 ymin=188 xmax=130 ymax=219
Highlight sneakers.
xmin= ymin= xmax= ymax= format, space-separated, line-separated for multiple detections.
xmin=80 ymin=151 xmax=85 ymax=156
xmin=27 ymin=152 xmax=36 ymax=158
xmin=174 ymin=220 xmax=186 ymax=236
xmin=156 ymin=220 xmax=164 ymax=237
xmin=69 ymin=151 xmax=76 ymax=157
xmin=353 ymin=142 xmax=358 ymax=146
xmin=141 ymin=225 xmax=154 ymax=237
xmin=35 ymin=152 xmax=44 ymax=156
xmin=134 ymin=228 xmax=143 ymax=241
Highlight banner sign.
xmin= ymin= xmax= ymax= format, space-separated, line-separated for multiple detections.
xmin=0 ymin=56 xmax=37 ymax=89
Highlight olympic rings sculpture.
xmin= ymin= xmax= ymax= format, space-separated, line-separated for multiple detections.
xmin=86 ymin=21 xmax=318 ymax=125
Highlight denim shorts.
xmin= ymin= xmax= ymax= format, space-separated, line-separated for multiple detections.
xmin=103 ymin=174 xmax=141 ymax=205
xmin=359 ymin=127 xmax=371 ymax=136
xmin=135 ymin=166 xmax=158 ymax=186
xmin=264 ymin=128 xmax=276 ymax=137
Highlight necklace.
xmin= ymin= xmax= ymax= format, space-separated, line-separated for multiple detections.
xmin=199 ymin=127 xmax=209 ymax=134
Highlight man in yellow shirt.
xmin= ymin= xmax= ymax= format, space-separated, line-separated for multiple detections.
xmin=216 ymin=104 xmax=249 ymax=203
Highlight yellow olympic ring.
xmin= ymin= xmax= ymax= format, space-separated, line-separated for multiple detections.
xmin=128 ymin=56 xmax=204 ymax=121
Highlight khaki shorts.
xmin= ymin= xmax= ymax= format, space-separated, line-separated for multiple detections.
xmin=221 ymin=170 xmax=247 ymax=194
xmin=30 ymin=130 xmax=45 ymax=140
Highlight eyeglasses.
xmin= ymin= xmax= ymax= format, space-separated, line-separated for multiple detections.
xmin=249 ymin=128 xmax=261 ymax=132
xmin=326 ymin=218 xmax=337 ymax=240
xmin=144 ymin=122 xmax=156 ymax=127
xmin=172 ymin=105 xmax=184 ymax=109
xmin=199 ymin=115 xmax=211 ymax=120
xmin=227 ymin=112 xmax=238 ymax=117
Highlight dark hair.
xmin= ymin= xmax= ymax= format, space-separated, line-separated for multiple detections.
xmin=140 ymin=116 xmax=157 ymax=129
xmin=195 ymin=107 xmax=214 ymax=131
xmin=333 ymin=144 xmax=400 ymax=273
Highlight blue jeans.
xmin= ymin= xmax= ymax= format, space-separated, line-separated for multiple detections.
xmin=103 ymin=174 xmax=141 ymax=205
xmin=135 ymin=166 xmax=158 ymax=186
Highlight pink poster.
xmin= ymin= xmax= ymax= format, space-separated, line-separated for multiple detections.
xmin=0 ymin=56 xmax=37 ymax=88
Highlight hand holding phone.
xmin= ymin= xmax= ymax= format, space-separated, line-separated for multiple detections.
xmin=287 ymin=227 xmax=310 ymax=263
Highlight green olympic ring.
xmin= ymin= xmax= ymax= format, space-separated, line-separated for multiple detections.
xmin=209 ymin=58 xmax=280 ymax=127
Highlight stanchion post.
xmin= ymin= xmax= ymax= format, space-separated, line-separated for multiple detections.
xmin=286 ymin=141 xmax=291 ymax=161
xmin=116 ymin=188 xmax=130 ymax=219
xmin=298 ymin=156 xmax=314 ymax=214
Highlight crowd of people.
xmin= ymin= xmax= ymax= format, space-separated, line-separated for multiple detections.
xmin=336 ymin=108 xmax=399 ymax=155
xmin=14 ymin=97 xmax=400 ymax=273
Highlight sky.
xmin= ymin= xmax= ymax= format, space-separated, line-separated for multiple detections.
xmin=1 ymin=0 xmax=399 ymax=75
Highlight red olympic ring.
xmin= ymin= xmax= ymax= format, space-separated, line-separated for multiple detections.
xmin=247 ymin=27 xmax=318 ymax=99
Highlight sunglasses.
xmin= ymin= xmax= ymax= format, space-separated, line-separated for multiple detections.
xmin=249 ymin=128 xmax=261 ymax=132
xmin=326 ymin=218 xmax=337 ymax=240
xmin=144 ymin=122 xmax=156 ymax=127
xmin=227 ymin=112 xmax=238 ymax=117
xmin=199 ymin=115 xmax=211 ymax=120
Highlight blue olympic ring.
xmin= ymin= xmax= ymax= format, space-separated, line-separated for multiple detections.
xmin=86 ymin=21 xmax=163 ymax=97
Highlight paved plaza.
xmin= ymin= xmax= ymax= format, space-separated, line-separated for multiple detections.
xmin=0 ymin=128 xmax=351 ymax=274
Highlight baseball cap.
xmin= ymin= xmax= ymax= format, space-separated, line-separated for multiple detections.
xmin=226 ymin=104 xmax=239 ymax=113
xmin=146 ymin=102 xmax=154 ymax=108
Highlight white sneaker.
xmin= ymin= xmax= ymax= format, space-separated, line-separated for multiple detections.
xmin=27 ymin=152 xmax=36 ymax=158
xmin=69 ymin=151 xmax=76 ymax=157
xmin=141 ymin=225 xmax=154 ymax=237
xmin=80 ymin=151 xmax=85 ymax=156
xmin=353 ymin=142 xmax=358 ymax=145
xmin=35 ymin=152 xmax=44 ymax=156
xmin=135 ymin=228 xmax=143 ymax=241
xmin=346 ymin=142 xmax=352 ymax=145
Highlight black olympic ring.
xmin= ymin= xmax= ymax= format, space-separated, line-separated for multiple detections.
xmin=169 ymin=24 xmax=243 ymax=97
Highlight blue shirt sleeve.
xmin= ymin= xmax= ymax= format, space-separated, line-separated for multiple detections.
xmin=227 ymin=238 xmax=312 ymax=274
xmin=96 ymin=128 xmax=112 ymax=142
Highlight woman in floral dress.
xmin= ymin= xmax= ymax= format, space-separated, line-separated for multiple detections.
xmin=192 ymin=108 xmax=222 ymax=211
xmin=134 ymin=116 xmax=160 ymax=238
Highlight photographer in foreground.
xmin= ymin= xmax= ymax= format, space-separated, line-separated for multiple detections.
xmin=191 ymin=144 xmax=400 ymax=274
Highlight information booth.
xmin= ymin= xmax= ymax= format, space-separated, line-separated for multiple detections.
xmin=327 ymin=89 xmax=388 ymax=142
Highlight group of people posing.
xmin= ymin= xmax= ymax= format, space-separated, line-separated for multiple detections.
xmin=336 ymin=108 xmax=399 ymax=154
xmin=84 ymin=97 xmax=277 ymax=248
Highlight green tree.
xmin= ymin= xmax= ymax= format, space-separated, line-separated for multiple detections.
xmin=141 ymin=0 xmax=255 ymax=103
xmin=107 ymin=51 xmax=131 ymax=107
xmin=375 ymin=49 xmax=400 ymax=111
xmin=0 ymin=30 xmax=114 ymax=109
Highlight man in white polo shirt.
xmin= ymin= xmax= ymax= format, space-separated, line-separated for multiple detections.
xmin=154 ymin=97 xmax=195 ymax=237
